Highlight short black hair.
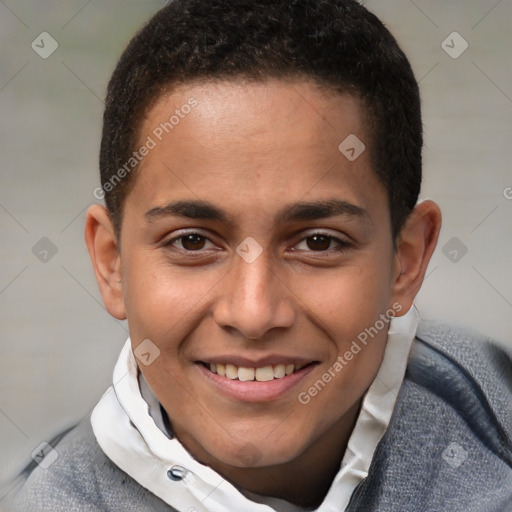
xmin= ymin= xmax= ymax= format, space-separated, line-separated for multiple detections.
xmin=100 ymin=0 xmax=422 ymax=241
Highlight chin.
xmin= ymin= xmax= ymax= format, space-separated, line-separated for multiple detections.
xmin=211 ymin=435 xmax=307 ymax=469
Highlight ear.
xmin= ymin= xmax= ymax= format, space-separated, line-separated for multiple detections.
xmin=390 ymin=200 xmax=442 ymax=315
xmin=84 ymin=204 xmax=126 ymax=320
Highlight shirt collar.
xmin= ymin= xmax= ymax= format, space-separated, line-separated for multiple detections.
xmin=91 ymin=305 xmax=419 ymax=512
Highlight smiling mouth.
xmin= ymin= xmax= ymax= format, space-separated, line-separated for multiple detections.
xmin=198 ymin=361 xmax=317 ymax=382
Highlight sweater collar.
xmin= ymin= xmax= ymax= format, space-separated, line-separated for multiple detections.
xmin=91 ymin=306 xmax=419 ymax=512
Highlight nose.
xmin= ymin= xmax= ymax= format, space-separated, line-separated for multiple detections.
xmin=213 ymin=249 xmax=296 ymax=340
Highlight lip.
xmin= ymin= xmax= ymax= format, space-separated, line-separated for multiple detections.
xmin=196 ymin=361 xmax=319 ymax=402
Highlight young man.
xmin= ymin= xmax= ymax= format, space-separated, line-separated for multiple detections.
xmin=6 ymin=1 xmax=512 ymax=510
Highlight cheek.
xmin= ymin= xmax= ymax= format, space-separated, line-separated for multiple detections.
xmin=121 ymin=254 xmax=219 ymax=344
xmin=290 ymin=255 xmax=392 ymax=400
xmin=291 ymin=254 xmax=393 ymax=337
xmin=327 ymin=266 xmax=392 ymax=383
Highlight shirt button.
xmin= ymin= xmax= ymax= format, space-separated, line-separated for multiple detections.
xmin=167 ymin=465 xmax=188 ymax=481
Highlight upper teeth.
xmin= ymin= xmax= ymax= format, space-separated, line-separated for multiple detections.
xmin=209 ymin=363 xmax=295 ymax=381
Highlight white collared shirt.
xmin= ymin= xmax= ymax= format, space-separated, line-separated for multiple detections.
xmin=91 ymin=306 xmax=420 ymax=512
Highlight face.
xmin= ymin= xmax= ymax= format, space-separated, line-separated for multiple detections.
xmin=104 ymin=79 xmax=408 ymax=468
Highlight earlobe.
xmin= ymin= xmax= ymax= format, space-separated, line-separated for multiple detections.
xmin=390 ymin=200 xmax=442 ymax=315
xmin=84 ymin=204 xmax=127 ymax=320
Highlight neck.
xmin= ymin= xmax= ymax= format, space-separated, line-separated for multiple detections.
xmin=177 ymin=399 xmax=362 ymax=508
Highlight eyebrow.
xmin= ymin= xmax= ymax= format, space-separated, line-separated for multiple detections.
xmin=144 ymin=198 xmax=369 ymax=224
xmin=279 ymin=199 xmax=368 ymax=223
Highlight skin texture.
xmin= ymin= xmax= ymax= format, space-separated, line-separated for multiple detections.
xmin=85 ymin=79 xmax=441 ymax=507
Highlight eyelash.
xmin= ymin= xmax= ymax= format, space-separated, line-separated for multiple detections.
xmin=163 ymin=231 xmax=352 ymax=254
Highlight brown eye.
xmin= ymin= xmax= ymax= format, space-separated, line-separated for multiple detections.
xmin=306 ymin=235 xmax=333 ymax=251
xmin=164 ymin=231 xmax=216 ymax=253
xmin=181 ymin=234 xmax=206 ymax=250
xmin=294 ymin=232 xmax=352 ymax=254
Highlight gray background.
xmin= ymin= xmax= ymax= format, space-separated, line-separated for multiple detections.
xmin=1 ymin=0 xmax=511 ymax=497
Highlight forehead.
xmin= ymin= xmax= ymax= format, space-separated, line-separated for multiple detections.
xmin=141 ymin=78 xmax=366 ymax=154
xmin=126 ymin=79 xmax=387 ymax=228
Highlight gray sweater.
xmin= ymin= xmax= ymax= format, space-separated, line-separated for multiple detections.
xmin=3 ymin=320 xmax=512 ymax=511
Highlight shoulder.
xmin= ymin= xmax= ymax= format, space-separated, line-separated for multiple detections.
xmin=347 ymin=320 xmax=512 ymax=511
xmin=410 ymin=318 xmax=512 ymax=443
xmin=4 ymin=417 xmax=174 ymax=512
xmin=414 ymin=318 xmax=512 ymax=380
